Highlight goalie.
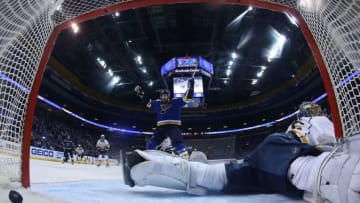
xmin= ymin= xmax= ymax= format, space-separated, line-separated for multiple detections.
xmin=124 ymin=102 xmax=360 ymax=203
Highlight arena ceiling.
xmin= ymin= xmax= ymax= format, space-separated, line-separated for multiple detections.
xmin=40 ymin=3 xmax=327 ymax=132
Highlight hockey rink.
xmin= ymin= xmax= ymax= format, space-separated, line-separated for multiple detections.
xmin=1 ymin=158 xmax=305 ymax=203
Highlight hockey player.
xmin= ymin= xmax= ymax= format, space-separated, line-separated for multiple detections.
xmin=125 ymin=102 xmax=360 ymax=203
xmin=134 ymin=77 xmax=194 ymax=159
xmin=62 ymin=135 xmax=74 ymax=164
xmin=75 ymin=144 xmax=85 ymax=164
xmin=96 ymin=134 xmax=110 ymax=167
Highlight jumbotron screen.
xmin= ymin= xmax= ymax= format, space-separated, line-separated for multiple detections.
xmin=173 ymin=76 xmax=204 ymax=98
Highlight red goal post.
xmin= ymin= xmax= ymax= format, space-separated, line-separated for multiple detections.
xmin=0 ymin=0 xmax=358 ymax=188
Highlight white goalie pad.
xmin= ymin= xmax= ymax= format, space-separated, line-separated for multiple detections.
xmin=318 ymin=152 xmax=360 ymax=203
xmin=189 ymin=151 xmax=207 ymax=163
xmin=341 ymin=133 xmax=360 ymax=154
xmin=130 ymin=161 xmax=187 ymax=191
xmin=130 ymin=152 xmax=208 ymax=195
xmin=135 ymin=149 xmax=184 ymax=164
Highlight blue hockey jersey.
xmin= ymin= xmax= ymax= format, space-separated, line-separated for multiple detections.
xmin=63 ymin=139 xmax=74 ymax=150
xmin=147 ymin=98 xmax=187 ymax=126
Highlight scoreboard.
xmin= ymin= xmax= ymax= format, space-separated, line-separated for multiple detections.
xmin=161 ymin=56 xmax=213 ymax=76
xmin=160 ymin=56 xmax=213 ymax=108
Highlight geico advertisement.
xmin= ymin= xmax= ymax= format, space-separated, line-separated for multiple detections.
xmin=30 ymin=146 xmax=63 ymax=160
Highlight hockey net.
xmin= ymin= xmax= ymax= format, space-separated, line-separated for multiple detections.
xmin=0 ymin=0 xmax=359 ymax=187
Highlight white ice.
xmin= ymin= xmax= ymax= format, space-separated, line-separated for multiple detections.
xmin=1 ymin=159 xmax=305 ymax=203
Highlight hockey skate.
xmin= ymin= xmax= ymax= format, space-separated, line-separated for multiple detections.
xmin=130 ymin=149 xmax=208 ymax=195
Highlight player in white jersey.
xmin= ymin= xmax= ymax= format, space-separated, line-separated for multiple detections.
xmin=75 ymin=144 xmax=85 ymax=164
xmin=124 ymin=102 xmax=360 ymax=203
xmin=96 ymin=134 xmax=110 ymax=167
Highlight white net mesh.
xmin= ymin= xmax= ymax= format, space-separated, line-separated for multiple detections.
xmin=0 ymin=0 xmax=55 ymax=181
xmin=295 ymin=0 xmax=360 ymax=136
xmin=0 ymin=0 xmax=359 ymax=184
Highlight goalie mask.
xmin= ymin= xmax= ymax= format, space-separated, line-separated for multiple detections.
xmin=298 ymin=102 xmax=322 ymax=118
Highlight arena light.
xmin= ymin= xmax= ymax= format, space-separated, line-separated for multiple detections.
xmin=231 ymin=52 xmax=238 ymax=59
xmin=268 ymin=30 xmax=286 ymax=60
xmin=96 ymin=57 xmax=106 ymax=68
xmin=285 ymin=12 xmax=298 ymax=27
xmin=251 ymin=79 xmax=258 ymax=85
xmin=136 ymin=56 xmax=142 ymax=64
xmin=226 ymin=69 xmax=231 ymax=76
xmin=71 ymin=23 xmax=79 ymax=33
xmin=148 ymin=81 xmax=153 ymax=86
xmin=108 ymin=69 xmax=113 ymax=76
xmin=115 ymin=12 xmax=120 ymax=17
xmin=256 ymin=70 xmax=264 ymax=77
xmin=226 ymin=7 xmax=252 ymax=30
xmin=228 ymin=61 xmax=234 ymax=66
xmin=113 ymin=76 xmax=120 ymax=84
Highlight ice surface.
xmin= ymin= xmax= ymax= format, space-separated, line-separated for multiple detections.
xmin=0 ymin=159 xmax=305 ymax=203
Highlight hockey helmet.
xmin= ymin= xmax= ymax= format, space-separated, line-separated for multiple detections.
xmin=159 ymin=89 xmax=170 ymax=96
xmin=298 ymin=102 xmax=322 ymax=118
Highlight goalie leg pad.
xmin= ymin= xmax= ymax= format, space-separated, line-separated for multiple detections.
xmin=349 ymin=161 xmax=360 ymax=203
xmin=131 ymin=161 xmax=187 ymax=190
xmin=135 ymin=149 xmax=186 ymax=164
xmin=318 ymin=152 xmax=360 ymax=203
xmin=189 ymin=151 xmax=207 ymax=163
xmin=341 ymin=134 xmax=360 ymax=154
xmin=130 ymin=157 xmax=208 ymax=195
